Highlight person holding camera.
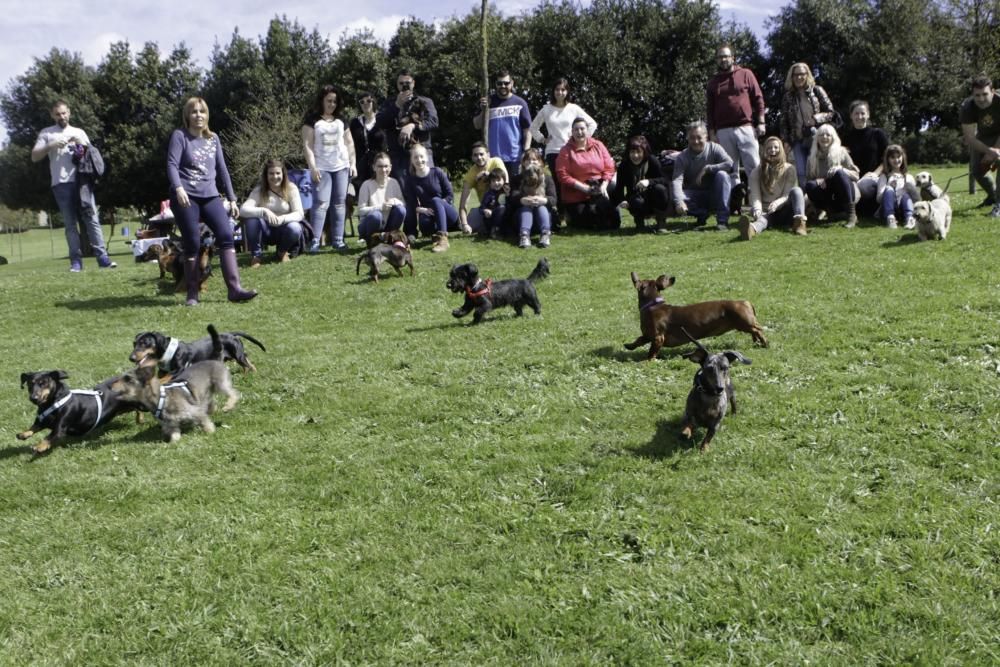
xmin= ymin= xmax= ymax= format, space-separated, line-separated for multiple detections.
xmin=31 ymin=99 xmax=116 ymax=272
xmin=376 ymin=69 xmax=439 ymax=185
xmin=554 ymin=117 xmax=619 ymax=230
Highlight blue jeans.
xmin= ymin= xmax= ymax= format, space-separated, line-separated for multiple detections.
xmin=517 ymin=205 xmax=551 ymax=236
xmin=52 ymin=182 xmax=108 ymax=262
xmin=407 ymin=197 xmax=459 ymax=236
xmin=358 ymin=205 xmax=406 ymax=239
xmin=805 ymin=170 xmax=854 ymax=215
xmin=753 ymin=187 xmax=805 ymax=232
xmin=243 ymin=219 xmax=304 ymax=256
xmin=169 ymin=192 xmax=235 ymax=255
xmin=791 ymin=137 xmax=813 ymax=188
xmin=311 ymin=168 xmax=350 ymax=246
xmin=880 ymin=189 xmax=914 ymax=222
xmin=682 ymin=171 xmax=732 ymax=225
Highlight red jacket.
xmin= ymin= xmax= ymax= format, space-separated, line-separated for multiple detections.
xmin=555 ymin=138 xmax=616 ymax=204
xmin=706 ymin=66 xmax=765 ymax=132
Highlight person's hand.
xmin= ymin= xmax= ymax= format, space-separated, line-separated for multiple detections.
xmin=862 ymin=172 xmax=877 ymax=181
xmin=766 ymin=201 xmax=780 ymax=214
xmin=617 ymin=201 xmax=629 ymax=210
xmin=675 ymin=201 xmax=688 ymax=215
xmin=386 ymin=198 xmax=402 ymax=208
xmin=826 ymin=166 xmax=841 ymax=179
xmin=599 ymin=182 xmax=609 ymax=198
xmin=695 ymin=167 xmax=707 ymax=186
xmin=227 ymin=200 xmax=240 ymax=218
xmin=527 ymin=195 xmax=546 ymax=206
xmin=476 ymin=170 xmax=489 ymax=182
xmin=310 ymin=168 xmax=321 ymax=184
xmin=51 ymin=136 xmax=69 ymax=150
xmin=815 ymin=178 xmax=827 ymax=188
xmin=637 ymin=179 xmax=649 ymax=191
xmin=417 ymin=206 xmax=433 ymax=217
xmin=349 ymin=164 xmax=357 ymax=179
xmin=262 ymin=209 xmax=279 ymax=225
xmin=987 ymin=146 xmax=1000 ymax=161
xmin=398 ymin=123 xmax=415 ymax=145
xmin=755 ymin=123 xmax=766 ymax=137
xmin=479 ymin=97 xmax=488 ymax=110
xmin=751 ymin=208 xmax=763 ymax=219
xmin=396 ymin=90 xmax=413 ymax=108
xmin=482 ymin=209 xmax=493 ymax=219
xmin=175 ymin=188 xmax=190 ymax=208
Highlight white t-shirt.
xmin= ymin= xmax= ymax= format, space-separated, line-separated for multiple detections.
xmin=357 ymin=178 xmax=404 ymax=216
xmin=239 ymin=183 xmax=304 ymax=225
xmin=33 ymin=124 xmax=91 ymax=186
xmin=312 ymin=118 xmax=349 ymax=172
xmin=529 ymin=103 xmax=597 ymax=156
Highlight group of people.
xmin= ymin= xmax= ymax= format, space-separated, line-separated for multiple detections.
xmin=32 ymin=57 xmax=1000 ymax=305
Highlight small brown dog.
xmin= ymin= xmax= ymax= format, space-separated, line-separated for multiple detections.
xmin=365 ymin=228 xmax=410 ymax=249
xmin=624 ymin=272 xmax=767 ymax=361
xmin=356 ymin=242 xmax=414 ymax=283
xmin=143 ymin=239 xmax=213 ymax=293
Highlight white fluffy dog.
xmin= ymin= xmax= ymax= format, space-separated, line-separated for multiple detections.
xmin=912 ymin=199 xmax=951 ymax=241
xmin=914 ymin=171 xmax=945 ymax=201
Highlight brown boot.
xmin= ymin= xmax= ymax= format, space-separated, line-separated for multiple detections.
xmin=791 ymin=214 xmax=808 ymax=236
xmin=277 ymin=251 xmax=290 ymax=263
xmin=431 ymin=232 xmax=449 ymax=253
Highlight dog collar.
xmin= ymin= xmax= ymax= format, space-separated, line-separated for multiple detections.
xmin=466 ymin=279 xmax=493 ymax=299
xmin=158 ymin=338 xmax=180 ymax=370
xmin=155 ymin=381 xmax=192 ymax=420
xmin=37 ymin=390 xmax=104 ymax=433
xmin=640 ymin=297 xmax=664 ymax=311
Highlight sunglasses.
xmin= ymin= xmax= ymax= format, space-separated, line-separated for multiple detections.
xmin=496 ymin=80 xmax=512 ymax=86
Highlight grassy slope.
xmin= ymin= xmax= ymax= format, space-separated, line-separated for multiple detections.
xmin=0 ymin=165 xmax=997 ymax=664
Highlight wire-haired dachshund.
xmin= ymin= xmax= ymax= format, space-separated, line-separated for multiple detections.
xmin=446 ymin=258 xmax=550 ymax=324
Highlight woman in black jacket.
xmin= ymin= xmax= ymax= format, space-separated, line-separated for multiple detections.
xmin=613 ymin=135 xmax=671 ymax=233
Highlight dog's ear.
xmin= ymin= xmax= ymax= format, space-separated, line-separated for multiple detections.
xmin=20 ymin=372 xmax=34 ymax=388
xmin=466 ymin=263 xmax=478 ymax=278
xmin=630 ymin=271 xmax=640 ymax=287
xmin=724 ymin=351 xmax=752 ymax=365
xmin=684 ymin=348 xmax=708 ymax=365
xmin=135 ymin=365 xmax=156 ymax=383
xmin=48 ymin=370 xmax=69 ymax=383
xmin=655 ymin=275 xmax=675 ymax=290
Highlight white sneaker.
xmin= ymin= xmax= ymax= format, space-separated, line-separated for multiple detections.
xmin=991 ymin=203 xmax=1000 ymax=218
xmin=518 ymin=234 xmax=531 ymax=249
xmin=538 ymin=232 xmax=551 ymax=248
xmin=904 ymin=216 xmax=916 ymax=230
xmin=886 ymin=215 xmax=898 ymax=229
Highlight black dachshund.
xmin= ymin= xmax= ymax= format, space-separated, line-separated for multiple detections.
xmin=446 ymin=258 xmax=550 ymax=324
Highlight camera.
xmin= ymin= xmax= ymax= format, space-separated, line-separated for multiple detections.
xmin=400 ymin=82 xmax=412 ymax=92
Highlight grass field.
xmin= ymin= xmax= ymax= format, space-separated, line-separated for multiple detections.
xmin=1 ymin=165 xmax=997 ymax=664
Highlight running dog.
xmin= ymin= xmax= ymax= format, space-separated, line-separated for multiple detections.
xmin=625 ymin=272 xmax=767 ymax=361
xmin=913 ymin=198 xmax=952 ymax=241
xmin=679 ymin=329 xmax=752 ymax=453
xmin=447 ymin=258 xmax=550 ymax=324
xmin=17 ymin=370 xmax=141 ymax=454
xmin=130 ymin=324 xmax=265 ymax=373
xmin=356 ymin=242 xmax=414 ymax=282
xmin=111 ymin=360 xmax=239 ymax=443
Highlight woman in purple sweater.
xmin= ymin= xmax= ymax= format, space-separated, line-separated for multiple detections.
xmin=167 ymin=97 xmax=256 ymax=305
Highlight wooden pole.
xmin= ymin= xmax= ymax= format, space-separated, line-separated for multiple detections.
xmin=480 ymin=0 xmax=490 ymax=145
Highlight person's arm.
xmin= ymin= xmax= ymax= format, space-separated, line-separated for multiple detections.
xmin=839 ymin=153 xmax=860 ymax=181
xmin=166 ymin=130 xmax=191 ymax=207
xmin=458 ymin=181 xmax=473 ymax=225
xmin=520 ymin=100 xmax=532 ymax=152
xmin=438 ymin=168 xmax=454 ymax=203
xmin=766 ymin=169 xmax=792 ymax=213
xmin=572 ymin=104 xmax=598 ymax=138
xmin=962 ymin=123 xmax=1000 ymax=156
xmin=420 ymin=96 xmax=439 ymax=132
xmin=671 ymin=153 xmax=688 ymax=211
xmin=214 ymin=138 xmax=238 ymax=211
xmin=31 ymin=131 xmax=53 ymax=162
xmin=356 ymin=180 xmax=378 ymax=216
xmin=875 ymin=174 xmax=888 ymax=203
xmin=529 ymin=106 xmax=547 ymax=145
xmin=812 ymin=85 xmax=836 ymax=125
xmin=344 ymin=125 xmax=357 ymax=178
xmin=748 ymin=71 xmax=767 ymax=135
xmin=706 ymin=80 xmax=716 ymax=137
xmin=239 ymin=187 xmax=266 ymax=219
xmin=543 ymin=175 xmax=558 ymax=208
xmin=301 ymin=124 xmax=320 ymax=183
xmin=708 ymin=144 xmax=734 ymax=173
xmin=748 ymin=167 xmax=763 ymax=216
xmin=473 ymin=97 xmax=488 ymax=130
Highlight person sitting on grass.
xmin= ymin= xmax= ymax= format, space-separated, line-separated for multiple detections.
xmin=403 ymin=144 xmax=459 ymax=252
xmin=555 ymin=117 xmax=619 ymax=230
xmin=739 ymin=136 xmax=806 ymax=240
xmin=842 ymin=100 xmax=889 ymax=217
xmin=510 ymin=148 xmax=557 ymax=248
xmin=478 ymin=167 xmax=510 ymax=240
xmin=613 ymin=134 xmax=671 ymax=234
xmin=457 ymin=142 xmax=508 ymax=234
xmin=240 ymin=159 xmax=305 ymax=267
xmin=671 ymin=120 xmax=734 ymax=230
xmin=356 ymin=152 xmax=406 ymax=241
xmin=875 ymin=144 xmax=919 ymax=230
xmin=804 ymin=124 xmax=860 ymax=228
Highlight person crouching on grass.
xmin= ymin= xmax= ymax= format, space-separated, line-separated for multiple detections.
xmin=240 ymin=159 xmax=305 ymax=267
xmin=739 ymin=136 xmax=807 ymax=239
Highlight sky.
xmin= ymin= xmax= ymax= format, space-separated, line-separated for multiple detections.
xmin=0 ymin=0 xmax=785 ymax=142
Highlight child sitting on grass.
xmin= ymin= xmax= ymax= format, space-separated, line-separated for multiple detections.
xmin=876 ymin=144 xmax=919 ymax=229
xmin=479 ymin=167 xmax=509 ymax=240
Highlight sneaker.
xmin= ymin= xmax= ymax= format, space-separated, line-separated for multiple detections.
xmin=518 ymin=234 xmax=531 ymax=249
xmin=431 ymin=232 xmax=449 ymax=253
xmin=904 ymin=216 xmax=916 ymax=230
xmin=886 ymin=215 xmax=898 ymax=229
xmin=250 ymin=255 xmax=262 ymax=269
xmin=489 ymin=227 xmax=499 ymax=240
xmin=737 ymin=214 xmax=756 ymax=241
xmin=97 ymin=255 xmax=117 ymax=269
xmin=69 ymin=260 xmax=83 ymax=273
xmin=407 ymin=234 xmax=418 ymax=246
xmin=693 ymin=216 xmax=707 ymax=228
xmin=716 ymin=222 xmax=730 ymax=231
xmin=308 ymin=239 xmax=321 ymax=254
xmin=331 ymin=243 xmax=349 ymax=254
xmin=991 ymin=203 xmax=1000 ymax=218
xmin=538 ymin=232 xmax=551 ymax=248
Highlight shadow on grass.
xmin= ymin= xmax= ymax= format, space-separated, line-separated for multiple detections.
xmin=629 ymin=417 xmax=697 ymax=459
xmin=881 ymin=234 xmax=923 ymax=248
xmin=56 ymin=295 xmax=176 ymax=310
xmin=591 ymin=344 xmax=642 ymax=363
xmin=1 ymin=419 xmax=164 ymax=461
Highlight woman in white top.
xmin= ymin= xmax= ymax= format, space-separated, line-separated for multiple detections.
xmin=302 ymin=84 xmax=357 ymax=253
xmin=357 ymin=151 xmax=406 ymax=240
xmin=240 ymin=159 xmax=304 ymax=266
xmin=529 ymin=78 xmax=598 ymax=192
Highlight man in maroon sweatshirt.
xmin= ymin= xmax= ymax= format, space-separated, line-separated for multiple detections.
xmin=706 ymin=45 xmax=766 ymax=186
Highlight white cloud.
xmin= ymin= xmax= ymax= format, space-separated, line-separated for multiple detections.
xmin=327 ymin=15 xmax=408 ymax=46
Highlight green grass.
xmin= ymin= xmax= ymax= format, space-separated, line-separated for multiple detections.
xmin=1 ymin=165 xmax=998 ymax=664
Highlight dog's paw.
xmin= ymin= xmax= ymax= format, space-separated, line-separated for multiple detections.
xmin=31 ymin=440 xmax=52 ymax=454
xmin=16 ymin=431 xmax=33 ymax=440
xmin=680 ymin=426 xmax=693 ymax=440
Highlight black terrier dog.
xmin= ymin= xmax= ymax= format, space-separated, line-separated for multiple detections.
xmin=446 ymin=258 xmax=550 ymax=324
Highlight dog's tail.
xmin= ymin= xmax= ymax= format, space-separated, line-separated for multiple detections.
xmin=207 ymin=324 xmax=224 ymax=361
xmin=527 ymin=258 xmax=550 ymax=284
xmin=231 ymin=332 xmax=267 ymax=352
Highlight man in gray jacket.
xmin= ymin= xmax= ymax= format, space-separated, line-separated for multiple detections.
xmin=672 ymin=121 xmax=735 ymax=230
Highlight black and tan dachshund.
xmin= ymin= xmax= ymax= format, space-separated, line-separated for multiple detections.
xmin=130 ymin=324 xmax=265 ymax=373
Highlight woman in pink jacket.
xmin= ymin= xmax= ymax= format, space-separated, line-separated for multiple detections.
xmin=555 ymin=118 xmax=619 ymax=229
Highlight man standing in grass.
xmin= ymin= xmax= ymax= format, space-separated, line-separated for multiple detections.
xmin=474 ymin=70 xmax=532 ymax=178
xmin=31 ymin=100 xmax=116 ymax=272
xmin=960 ymin=75 xmax=1000 ymax=217
xmin=706 ymin=44 xmax=765 ymax=188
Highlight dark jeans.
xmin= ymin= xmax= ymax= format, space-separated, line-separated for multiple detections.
xmin=169 ymin=192 xmax=235 ymax=255
xmin=626 ymin=183 xmax=670 ymax=226
xmin=565 ymin=196 xmax=621 ymax=230
xmin=243 ymin=219 xmax=304 ymax=256
xmin=405 ymin=197 xmax=459 ymax=236
xmin=805 ymin=170 xmax=854 ymax=215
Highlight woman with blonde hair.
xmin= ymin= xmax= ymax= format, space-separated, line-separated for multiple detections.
xmin=166 ymin=96 xmax=256 ymax=304
xmin=804 ymin=124 xmax=860 ymax=227
xmin=779 ymin=63 xmax=837 ymax=187
xmin=739 ymin=136 xmax=807 ymax=239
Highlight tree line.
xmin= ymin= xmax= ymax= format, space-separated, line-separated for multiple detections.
xmin=0 ymin=0 xmax=996 ymax=217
